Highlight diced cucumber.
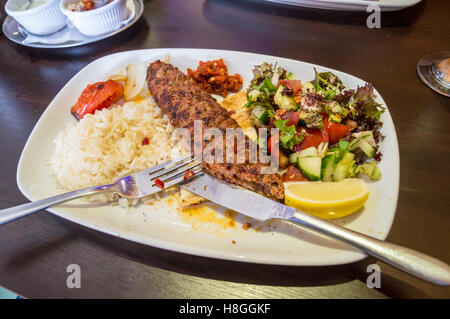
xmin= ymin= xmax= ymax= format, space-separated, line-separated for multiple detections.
xmin=349 ymin=138 xmax=375 ymax=158
xmin=353 ymin=131 xmax=376 ymax=147
xmin=357 ymin=139 xmax=375 ymax=158
xmin=333 ymin=152 xmax=355 ymax=181
xmin=358 ymin=160 xmax=382 ymax=181
xmin=302 ymin=81 xmax=315 ymax=94
xmin=349 ymin=138 xmax=360 ymax=151
xmin=274 ymin=85 xmax=298 ymax=111
xmin=297 ymin=156 xmax=322 ymax=181
xmin=289 ymin=152 xmax=302 ymax=164
xmin=299 ymin=146 xmax=318 ymax=157
xmin=328 ymin=113 xmax=342 ymax=123
xmin=251 ymin=105 xmax=271 ymax=124
xmin=289 ymin=147 xmax=318 ymax=164
xmin=286 ymin=72 xmax=296 ymax=80
xmin=321 ymin=153 xmax=337 ymax=182
xmin=248 ymin=89 xmax=261 ymax=102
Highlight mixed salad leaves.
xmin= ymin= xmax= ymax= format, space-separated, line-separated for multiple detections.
xmin=245 ymin=62 xmax=385 ymax=183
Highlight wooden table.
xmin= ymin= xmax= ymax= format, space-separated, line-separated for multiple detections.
xmin=0 ymin=0 xmax=449 ymax=299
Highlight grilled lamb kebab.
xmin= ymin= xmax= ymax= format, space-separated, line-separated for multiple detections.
xmin=147 ymin=60 xmax=284 ymax=201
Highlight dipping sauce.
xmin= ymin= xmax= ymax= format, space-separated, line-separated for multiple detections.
xmin=17 ymin=0 xmax=49 ymax=11
xmin=67 ymin=0 xmax=113 ymax=12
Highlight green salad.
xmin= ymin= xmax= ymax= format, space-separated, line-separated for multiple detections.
xmin=244 ymin=62 xmax=385 ymax=183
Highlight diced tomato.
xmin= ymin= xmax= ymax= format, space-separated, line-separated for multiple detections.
xmin=327 ymin=122 xmax=349 ymax=144
xmin=294 ymin=129 xmax=324 ymax=152
xmin=322 ymin=115 xmax=349 ymax=144
xmin=283 ymin=165 xmax=308 ymax=182
xmin=142 ymin=137 xmax=149 ymax=145
xmin=154 ymin=178 xmax=164 ymax=189
xmin=267 ymin=133 xmax=289 ymax=169
xmin=268 ymin=133 xmax=280 ymax=166
xmin=281 ymin=111 xmax=300 ymax=127
xmin=71 ymin=80 xmax=124 ymax=120
xmin=322 ymin=116 xmax=330 ymax=143
xmin=278 ymin=79 xmax=302 ymax=95
xmin=268 ymin=133 xmax=279 ymax=157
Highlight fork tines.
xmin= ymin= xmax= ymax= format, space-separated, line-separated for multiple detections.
xmin=148 ymin=154 xmax=202 ymax=190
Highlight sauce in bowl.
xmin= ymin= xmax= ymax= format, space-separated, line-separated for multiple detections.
xmin=67 ymin=0 xmax=113 ymax=12
xmin=17 ymin=0 xmax=49 ymax=11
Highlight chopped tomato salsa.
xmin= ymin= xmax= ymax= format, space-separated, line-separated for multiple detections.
xmin=71 ymin=80 xmax=124 ymax=120
xmin=187 ymin=59 xmax=243 ymax=97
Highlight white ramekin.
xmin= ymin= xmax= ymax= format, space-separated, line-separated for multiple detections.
xmin=5 ymin=0 xmax=68 ymax=35
xmin=60 ymin=0 xmax=128 ymax=37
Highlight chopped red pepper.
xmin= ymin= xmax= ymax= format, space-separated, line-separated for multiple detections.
xmin=154 ymin=178 xmax=164 ymax=189
xmin=183 ymin=169 xmax=195 ymax=182
xmin=142 ymin=137 xmax=149 ymax=145
xmin=229 ymin=110 xmax=236 ymax=115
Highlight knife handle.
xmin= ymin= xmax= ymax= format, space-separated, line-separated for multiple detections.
xmin=289 ymin=211 xmax=450 ymax=286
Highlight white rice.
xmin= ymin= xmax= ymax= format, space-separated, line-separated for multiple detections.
xmin=50 ymin=99 xmax=178 ymax=204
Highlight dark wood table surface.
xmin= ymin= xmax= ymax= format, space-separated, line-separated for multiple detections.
xmin=0 ymin=0 xmax=449 ymax=299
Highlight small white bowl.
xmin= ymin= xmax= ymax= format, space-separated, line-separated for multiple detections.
xmin=60 ymin=0 xmax=128 ymax=37
xmin=5 ymin=0 xmax=68 ymax=36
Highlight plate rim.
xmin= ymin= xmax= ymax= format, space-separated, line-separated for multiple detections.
xmin=1 ymin=0 xmax=144 ymax=49
xmin=15 ymin=48 xmax=400 ymax=266
xmin=263 ymin=0 xmax=422 ymax=11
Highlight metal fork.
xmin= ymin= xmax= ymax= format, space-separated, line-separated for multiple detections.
xmin=0 ymin=155 xmax=202 ymax=225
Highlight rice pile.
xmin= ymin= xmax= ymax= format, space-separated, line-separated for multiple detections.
xmin=50 ymin=100 xmax=178 ymax=204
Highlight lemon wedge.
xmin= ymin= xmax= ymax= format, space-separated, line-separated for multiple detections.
xmin=284 ymin=179 xmax=369 ymax=219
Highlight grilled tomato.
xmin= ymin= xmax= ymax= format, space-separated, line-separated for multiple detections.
xmin=71 ymin=80 xmax=124 ymax=120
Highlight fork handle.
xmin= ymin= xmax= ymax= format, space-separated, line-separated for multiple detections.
xmin=289 ymin=211 xmax=450 ymax=286
xmin=0 ymin=185 xmax=113 ymax=225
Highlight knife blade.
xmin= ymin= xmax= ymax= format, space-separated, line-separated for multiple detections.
xmin=181 ymin=173 xmax=296 ymax=222
xmin=181 ymin=173 xmax=450 ymax=286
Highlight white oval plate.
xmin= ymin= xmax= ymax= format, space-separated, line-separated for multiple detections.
xmin=264 ymin=0 xmax=422 ymax=11
xmin=16 ymin=49 xmax=399 ymax=266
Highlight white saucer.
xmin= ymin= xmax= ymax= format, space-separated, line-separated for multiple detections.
xmin=2 ymin=0 xmax=144 ymax=49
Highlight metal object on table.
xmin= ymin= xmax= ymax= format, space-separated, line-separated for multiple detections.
xmin=181 ymin=173 xmax=450 ymax=286
xmin=417 ymin=51 xmax=450 ymax=97
xmin=1 ymin=0 xmax=144 ymax=49
xmin=0 ymin=154 xmax=201 ymax=225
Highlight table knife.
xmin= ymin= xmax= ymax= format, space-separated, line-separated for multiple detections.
xmin=181 ymin=173 xmax=450 ymax=286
